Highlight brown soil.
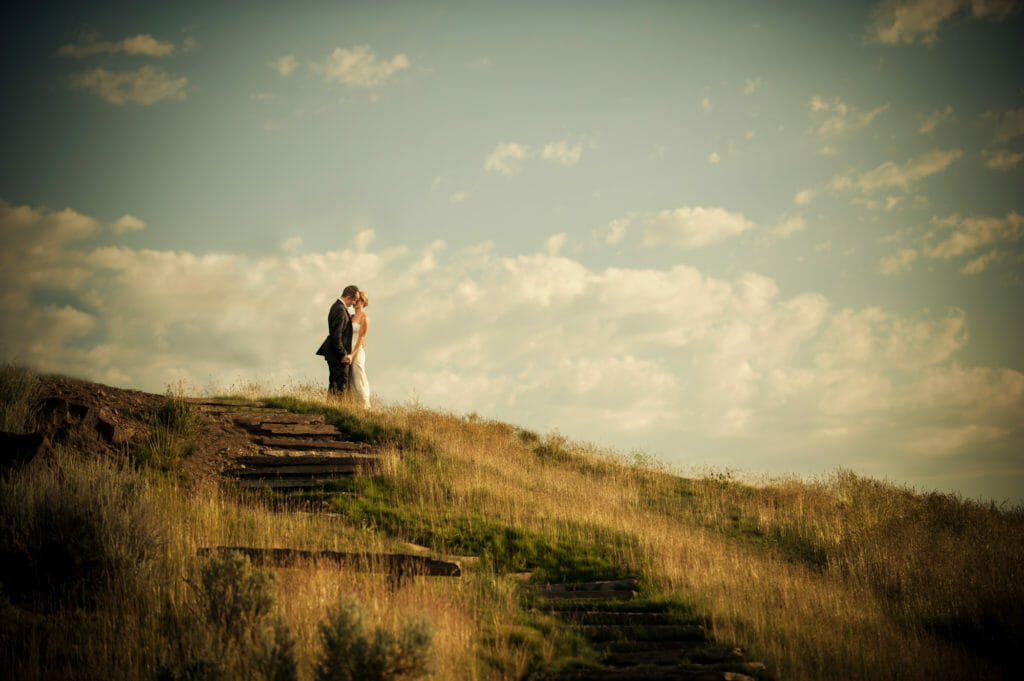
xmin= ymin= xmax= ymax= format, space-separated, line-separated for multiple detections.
xmin=24 ymin=374 xmax=260 ymax=488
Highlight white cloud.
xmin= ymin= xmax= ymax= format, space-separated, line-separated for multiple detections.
xmin=878 ymin=211 xmax=1023 ymax=276
xmin=311 ymin=45 xmax=410 ymax=87
xmin=449 ymin=191 xmax=469 ymax=203
xmin=794 ymin=188 xmax=817 ymax=205
xmin=773 ymin=215 xmax=807 ymax=239
xmin=601 ymin=217 xmax=630 ymax=245
xmin=541 ymin=141 xmax=583 ymax=166
xmin=877 ymin=248 xmax=919 ymax=275
xmin=867 ymin=0 xmax=1021 ymax=45
xmin=926 ymin=211 xmax=1024 ymax=259
xmin=112 ymin=215 xmax=146 ymax=234
xmin=990 ymin=107 xmax=1024 ymax=143
xmin=66 ymin=66 xmax=188 ymax=105
xmin=919 ymin=104 xmax=955 ymax=133
xmin=544 ymin=233 xmax=568 ymax=256
xmin=271 ymin=54 xmax=300 ymax=77
xmin=484 ymin=141 xmax=530 ymax=175
xmin=744 ymin=77 xmax=762 ymax=95
xmin=983 ymin=149 xmax=1024 ymax=170
xmin=960 ymin=249 xmax=1008 ymax=275
xmin=3 ymin=198 xmax=1022 ymax=498
xmin=57 ymin=33 xmax=175 ymax=58
xmin=808 ymin=95 xmax=889 ymax=136
xmin=642 ymin=206 xmax=755 ymax=249
xmin=701 ymin=96 xmax=712 ymax=113
xmin=852 ymin=148 xmax=963 ymax=192
xmin=708 ymin=151 xmax=721 ymax=164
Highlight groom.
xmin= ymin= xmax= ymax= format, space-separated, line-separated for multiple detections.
xmin=315 ymin=284 xmax=360 ymax=394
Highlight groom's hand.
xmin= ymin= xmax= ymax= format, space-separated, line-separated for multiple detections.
xmin=342 ymin=355 xmax=353 ymax=364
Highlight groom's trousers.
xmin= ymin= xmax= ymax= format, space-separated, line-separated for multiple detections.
xmin=327 ymin=359 xmax=351 ymax=394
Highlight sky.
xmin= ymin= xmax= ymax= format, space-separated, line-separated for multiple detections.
xmin=1 ymin=0 xmax=1022 ymax=503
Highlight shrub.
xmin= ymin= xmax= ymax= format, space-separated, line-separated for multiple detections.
xmin=314 ymin=596 xmax=434 ymax=681
xmin=134 ymin=395 xmax=201 ymax=472
xmin=0 ymin=450 xmax=163 ymax=610
xmin=158 ymin=552 xmax=297 ymax=681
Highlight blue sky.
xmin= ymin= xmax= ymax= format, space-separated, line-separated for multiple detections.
xmin=2 ymin=0 xmax=1022 ymax=502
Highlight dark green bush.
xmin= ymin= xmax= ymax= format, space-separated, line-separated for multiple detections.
xmin=158 ymin=552 xmax=297 ymax=681
xmin=0 ymin=452 xmax=162 ymax=610
xmin=314 ymin=596 xmax=434 ymax=681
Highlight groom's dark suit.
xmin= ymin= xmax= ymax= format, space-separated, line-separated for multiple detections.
xmin=315 ymin=298 xmax=353 ymax=393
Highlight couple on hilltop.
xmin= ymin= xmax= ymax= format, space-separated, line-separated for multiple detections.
xmin=315 ymin=284 xmax=371 ymax=408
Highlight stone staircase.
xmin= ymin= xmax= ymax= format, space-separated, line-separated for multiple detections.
xmin=193 ymin=399 xmax=381 ymax=490
xmin=529 ymin=580 xmax=768 ymax=681
xmin=191 ymin=400 xmax=771 ymax=676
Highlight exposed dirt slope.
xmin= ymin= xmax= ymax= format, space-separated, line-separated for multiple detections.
xmin=19 ymin=375 xmax=259 ymax=487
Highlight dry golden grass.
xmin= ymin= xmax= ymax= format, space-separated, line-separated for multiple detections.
xmin=2 ymin=373 xmax=1022 ymax=680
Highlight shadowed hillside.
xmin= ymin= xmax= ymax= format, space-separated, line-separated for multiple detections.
xmin=1 ymin=365 xmax=1022 ymax=680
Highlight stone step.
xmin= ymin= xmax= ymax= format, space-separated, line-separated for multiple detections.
xmin=547 ymin=666 xmax=755 ymax=681
xmin=532 ymin=589 xmax=638 ymax=601
xmin=252 ymin=423 xmax=342 ymax=436
xmin=229 ymin=476 xmax=358 ymax=489
xmin=229 ymin=463 xmax=368 ymax=477
xmin=531 ymin=578 xmax=641 ymax=593
xmin=232 ymin=454 xmax=377 ymax=467
xmin=557 ymin=612 xmax=672 ymax=626
xmin=232 ymin=412 xmax=327 ymax=426
xmin=597 ymin=641 xmax=744 ymax=664
xmin=188 ymin=399 xmax=271 ymax=408
xmin=601 ymin=646 xmax=747 ymax=667
xmin=580 ymin=624 xmax=708 ymax=643
xmin=255 ymin=436 xmax=368 ymax=450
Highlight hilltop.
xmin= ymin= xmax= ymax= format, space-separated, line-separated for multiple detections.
xmin=2 ymin=368 xmax=1023 ymax=680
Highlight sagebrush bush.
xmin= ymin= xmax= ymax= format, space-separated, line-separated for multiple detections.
xmin=0 ymin=449 xmax=163 ymax=610
xmin=158 ymin=552 xmax=297 ymax=681
xmin=314 ymin=596 xmax=434 ymax=681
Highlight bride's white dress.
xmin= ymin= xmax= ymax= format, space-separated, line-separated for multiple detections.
xmin=350 ymin=320 xmax=371 ymax=407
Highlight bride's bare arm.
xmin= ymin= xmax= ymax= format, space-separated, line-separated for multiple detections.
xmin=351 ymin=314 xmax=370 ymax=355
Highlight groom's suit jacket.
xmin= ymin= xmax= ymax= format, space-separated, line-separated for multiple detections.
xmin=315 ymin=298 xmax=353 ymax=362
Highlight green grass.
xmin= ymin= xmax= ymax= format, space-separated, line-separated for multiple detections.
xmin=133 ymin=394 xmax=203 ymax=474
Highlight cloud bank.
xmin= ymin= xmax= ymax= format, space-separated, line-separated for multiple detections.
xmin=2 ymin=199 xmax=1021 ymax=498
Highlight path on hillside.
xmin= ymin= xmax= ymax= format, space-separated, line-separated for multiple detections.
xmin=193 ymin=399 xmax=770 ymax=679
xmin=528 ymin=580 xmax=768 ymax=680
xmin=191 ymin=398 xmax=460 ymax=578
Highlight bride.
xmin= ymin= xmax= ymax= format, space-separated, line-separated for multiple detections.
xmin=347 ymin=291 xmax=371 ymax=407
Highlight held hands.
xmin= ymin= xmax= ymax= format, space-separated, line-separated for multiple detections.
xmin=342 ymin=354 xmax=353 ymax=365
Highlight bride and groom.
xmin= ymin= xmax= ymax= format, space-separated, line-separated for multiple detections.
xmin=315 ymin=284 xmax=371 ymax=407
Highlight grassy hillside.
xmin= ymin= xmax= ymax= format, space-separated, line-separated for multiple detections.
xmin=2 ymin=366 xmax=1023 ymax=680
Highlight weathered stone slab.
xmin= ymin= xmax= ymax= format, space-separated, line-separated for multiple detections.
xmin=232 ymin=453 xmax=378 ymax=467
xmin=229 ymin=463 xmax=366 ymax=477
xmin=581 ymin=624 xmax=708 ymax=643
xmin=198 ymin=546 xmax=461 ymax=576
xmin=232 ymin=412 xmax=326 ymax=426
xmin=559 ymin=611 xmax=671 ymax=626
xmin=256 ymin=436 xmax=369 ymax=450
xmin=530 ymin=578 xmax=640 ymax=593
xmin=549 ymin=667 xmax=754 ymax=681
xmin=534 ymin=590 xmax=638 ymax=601
xmin=229 ymin=476 xmax=356 ymax=489
xmin=255 ymin=423 xmax=341 ymax=436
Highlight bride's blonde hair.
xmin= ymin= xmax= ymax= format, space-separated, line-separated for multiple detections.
xmin=358 ymin=291 xmax=369 ymax=307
